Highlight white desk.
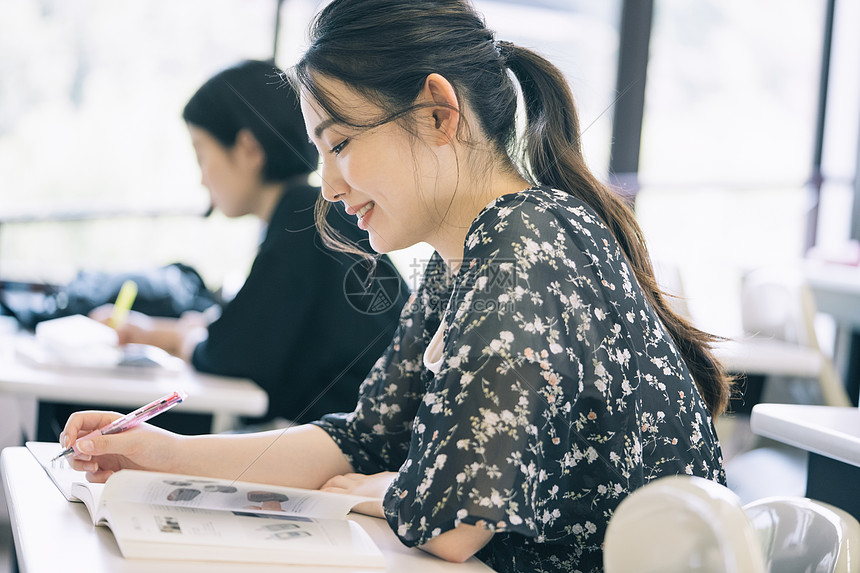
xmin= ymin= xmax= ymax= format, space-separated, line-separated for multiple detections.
xmin=713 ymin=339 xmax=822 ymax=379
xmin=804 ymin=261 xmax=860 ymax=328
xmin=750 ymin=403 xmax=860 ymax=522
xmin=1 ymin=447 xmax=492 ymax=573
xmin=710 ymin=338 xmax=829 ymax=414
xmin=750 ymin=403 xmax=860 ymax=465
xmin=803 ymin=261 xmax=860 ymax=404
xmin=0 ymin=332 xmax=267 ymax=434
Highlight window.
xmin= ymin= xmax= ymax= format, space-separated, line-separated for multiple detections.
xmin=0 ymin=0 xmax=623 ymax=292
xmin=635 ymin=0 xmax=826 ymax=334
xmin=476 ymin=0 xmax=621 ymax=178
xmin=0 ymin=0 xmax=279 ymax=285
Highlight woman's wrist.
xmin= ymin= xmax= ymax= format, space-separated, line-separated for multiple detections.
xmin=167 ymin=433 xmax=214 ymax=476
xmin=178 ymin=326 xmax=209 ymax=362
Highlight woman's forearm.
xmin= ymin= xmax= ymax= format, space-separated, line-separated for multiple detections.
xmin=173 ymin=424 xmax=353 ymax=489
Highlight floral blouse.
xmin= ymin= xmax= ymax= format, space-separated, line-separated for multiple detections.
xmin=314 ymin=186 xmax=725 ymax=573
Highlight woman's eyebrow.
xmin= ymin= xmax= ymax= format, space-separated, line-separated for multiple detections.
xmin=314 ymin=118 xmax=337 ymax=139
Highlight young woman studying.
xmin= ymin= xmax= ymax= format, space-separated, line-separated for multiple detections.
xmin=61 ymin=2 xmax=732 ymax=571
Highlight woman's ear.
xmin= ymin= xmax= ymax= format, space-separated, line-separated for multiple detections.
xmin=233 ymin=128 xmax=265 ymax=171
xmin=420 ymin=73 xmax=460 ymax=146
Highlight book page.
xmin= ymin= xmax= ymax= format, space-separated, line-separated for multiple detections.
xmin=101 ymin=500 xmax=385 ymax=566
xmin=25 ymin=441 xmax=86 ymax=502
xmin=69 ymin=481 xmax=106 ymax=524
xmin=100 ymin=470 xmax=377 ymax=520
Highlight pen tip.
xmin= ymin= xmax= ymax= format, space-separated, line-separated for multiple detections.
xmin=51 ymin=448 xmax=73 ymax=462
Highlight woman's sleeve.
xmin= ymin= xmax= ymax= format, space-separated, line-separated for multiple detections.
xmin=312 ymin=267 xmax=447 ymax=474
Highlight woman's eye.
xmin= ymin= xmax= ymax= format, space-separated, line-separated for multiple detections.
xmin=330 ymin=138 xmax=349 ymax=156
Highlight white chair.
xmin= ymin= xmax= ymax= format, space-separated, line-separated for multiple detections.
xmin=603 ymin=475 xmax=767 ymax=573
xmin=745 ymin=496 xmax=860 ymax=573
xmin=726 ymin=266 xmax=850 ymax=408
xmin=604 ymin=475 xmax=860 ymax=573
xmin=651 ymin=262 xmax=848 ymax=407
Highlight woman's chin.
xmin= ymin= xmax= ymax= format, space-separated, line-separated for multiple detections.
xmin=367 ymin=230 xmax=415 ymax=255
xmin=367 ymin=235 xmax=390 ymax=254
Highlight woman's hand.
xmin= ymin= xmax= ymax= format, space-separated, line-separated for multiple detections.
xmin=319 ymin=472 xmax=397 ymax=518
xmin=89 ymin=305 xmax=198 ymax=358
xmin=89 ymin=305 xmax=156 ymax=346
xmin=60 ymin=410 xmax=182 ymax=483
xmin=321 ymin=472 xmax=493 ymax=562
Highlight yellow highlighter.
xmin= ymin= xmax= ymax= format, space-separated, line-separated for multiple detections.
xmin=109 ymin=279 xmax=138 ymax=329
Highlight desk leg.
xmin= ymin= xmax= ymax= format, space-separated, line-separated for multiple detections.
xmin=846 ymin=332 xmax=860 ymax=407
xmin=805 ymin=453 xmax=860 ymax=522
xmin=211 ymin=412 xmax=238 ymax=434
xmin=833 ymin=326 xmax=860 ymax=407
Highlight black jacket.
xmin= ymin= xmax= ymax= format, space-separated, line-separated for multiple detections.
xmin=192 ymin=184 xmax=408 ymax=423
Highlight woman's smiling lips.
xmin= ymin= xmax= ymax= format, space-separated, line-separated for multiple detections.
xmin=346 ymin=201 xmax=375 ymax=230
xmin=345 ymin=201 xmax=370 ymax=216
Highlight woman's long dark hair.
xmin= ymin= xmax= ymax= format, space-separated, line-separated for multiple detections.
xmin=294 ymin=0 xmax=733 ymax=417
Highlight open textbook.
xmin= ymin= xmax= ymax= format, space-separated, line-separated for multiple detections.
xmin=25 ymin=442 xmax=385 ymax=568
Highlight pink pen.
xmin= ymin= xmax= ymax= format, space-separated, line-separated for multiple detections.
xmin=52 ymin=390 xmax=188 ymax=461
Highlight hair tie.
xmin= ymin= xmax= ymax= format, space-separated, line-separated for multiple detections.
xmin=494 ymin=40 xmax=514 ymax=63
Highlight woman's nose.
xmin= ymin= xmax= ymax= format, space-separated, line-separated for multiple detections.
xmin=318 ymin=161 xmax=346 ymax=203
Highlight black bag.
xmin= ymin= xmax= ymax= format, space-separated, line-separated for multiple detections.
xmin=0 ymin=262 xmax=218 ymax=330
